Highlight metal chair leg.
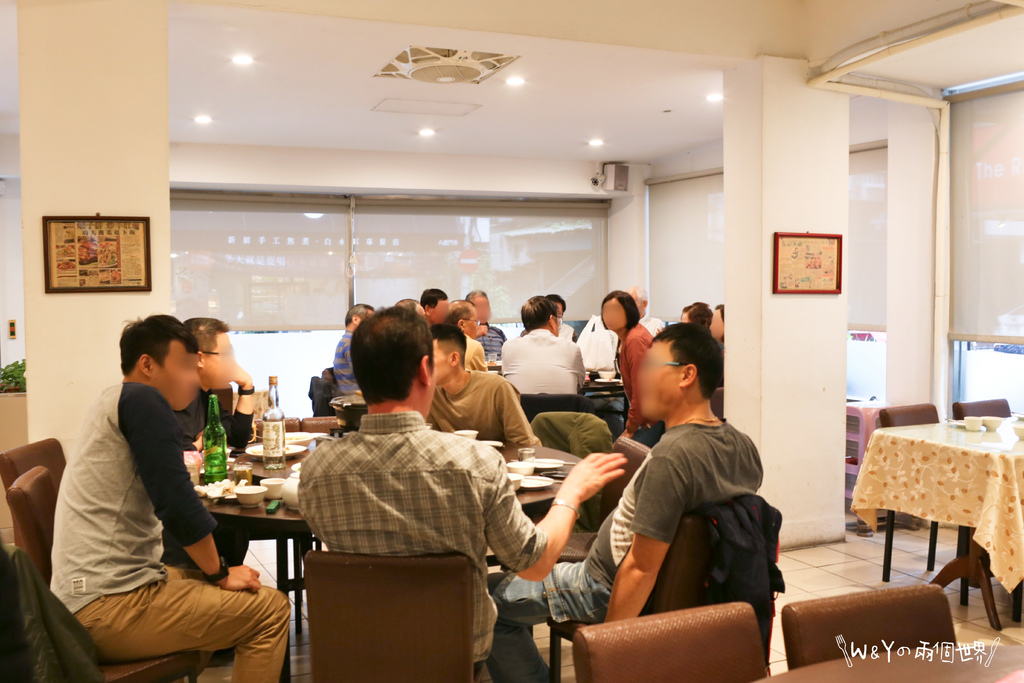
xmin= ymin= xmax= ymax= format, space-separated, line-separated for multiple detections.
xmin=882 ymin=510 xmax=895 ymax=582
xmin=958 ymin=525 xmax=970 ymax=606
xmin=927 ymin=521 xmax=939 ymax=571
xmin=549 ymin=629 xmax=562 ymax=683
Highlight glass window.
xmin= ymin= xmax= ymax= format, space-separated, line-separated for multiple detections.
xmin=847 ymin=331 xmax=887 ymax=402
xmin=953 ymin=341 xmax=1024 ymax=413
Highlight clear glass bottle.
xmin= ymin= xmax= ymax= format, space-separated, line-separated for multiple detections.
xmin=262 ymin=376 xmax=286 ymax=471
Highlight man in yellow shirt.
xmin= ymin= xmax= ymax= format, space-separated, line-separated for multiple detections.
xmin=446 ymin=299 xmax=488 ymax=372
xmin=429 ymin=324 xmax=541 ymax=448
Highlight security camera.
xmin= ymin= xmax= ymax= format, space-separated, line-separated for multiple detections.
xmin=590 ymin=173 xmax=606 ymax=188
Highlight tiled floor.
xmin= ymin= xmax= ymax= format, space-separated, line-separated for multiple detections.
xmin=200 ymin=525 xmax=1020 ymax=682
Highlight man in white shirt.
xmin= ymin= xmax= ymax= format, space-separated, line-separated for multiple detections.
xmin=502 ymin=296 xmax=586 ymax=395
xmin=546 ymin=293 xmax=576 ymax=341
xmin=627 ymin=285 xmax=664 ymax=337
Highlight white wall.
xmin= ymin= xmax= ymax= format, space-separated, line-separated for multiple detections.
xmin=0 ymin=176 xmax=24 ymax=366
xmin=649 ymin=141 xmax=724 ymax=179
xmin=607 ymin=164 xmax=650 ymax=292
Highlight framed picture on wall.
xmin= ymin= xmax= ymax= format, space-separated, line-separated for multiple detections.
xmin=42 ymin=216 xmax=152 ymax=293
xmin=772 ymin=232 xmax=843 ymax=294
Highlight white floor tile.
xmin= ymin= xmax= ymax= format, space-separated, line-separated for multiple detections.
xmin=784 ymin=567 xmax=858 ymax=592
xmin=782 ymin=546 xmax=857 ymax=568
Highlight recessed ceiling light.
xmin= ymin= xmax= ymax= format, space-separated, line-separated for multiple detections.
xmin=170 ymin=253 xmax=178 ymax=259
xmin=506 ymin=76 xmax=525 ymax=86
xmin=706 ymin=93 xmax=724 ymax=102
xmin=303 ymin=213 xmax=324 ymax=219
xmin=419 ymin=128 xmax=436 ymax=137
xmin=193 ymin=115 xmax=212 ymax=124
xmin=589 ymin=139 xmax=604 ymax=147
xmin=232 ymin=54 xmax=254 ymax=66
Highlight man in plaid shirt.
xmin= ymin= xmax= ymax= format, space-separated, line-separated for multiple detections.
xmin=300 ymin=306 xmax=625 ymax=673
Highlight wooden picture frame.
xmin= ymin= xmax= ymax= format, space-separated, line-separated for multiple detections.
xmin=42 ymin=216 xmax=152 ymax=293
xmin=772 ymin=232 xmax=843 ymax=294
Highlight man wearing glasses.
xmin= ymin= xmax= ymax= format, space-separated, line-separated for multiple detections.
xmin=175 ymin=317 xmax=256 ymax=452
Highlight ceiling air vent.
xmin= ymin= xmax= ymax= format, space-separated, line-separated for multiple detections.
xmin=375 ymin=47 xmax=519 ymax=85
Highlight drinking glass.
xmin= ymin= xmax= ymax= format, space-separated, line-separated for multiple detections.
xmin=518 ymin=448 xmax=536 ymax=462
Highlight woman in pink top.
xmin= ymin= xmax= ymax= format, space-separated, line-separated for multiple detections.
xmin=601 ymin=290 xmax=654 ymax=439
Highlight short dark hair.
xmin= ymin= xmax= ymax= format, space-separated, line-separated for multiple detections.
xmin=120 ymin=315 xmax=199 ymax=375
xmin=601 ymin=290 xmax=641 ymax=331
xmin=653 ymin=323 xmax=723 ymax=399
xmin=546 ymin=293 xmax=567 ymax=315
xmin=682 ymin=302 xmax=713 ymax=328
xmin=445 ymin=300 xmax=475 ymax=326
xmin=522 ymin=296 xmax=558 ymax=332
xmin=345 ymin=304 xmax=375 ymax=326
xmin=183 ymin=317 xmax=229 ymax=353
xmin=351 ymin=306 xmax=433 ymax=404
xmin=431 ymin=323 xmax=467 ymax=368
xmin=715 ymin=303 xmax=725 ymax=321
xmin=420 ymin=288 xmax=448 ymax=309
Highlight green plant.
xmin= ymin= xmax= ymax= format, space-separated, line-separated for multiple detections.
xmin=0 ymin=359 xmax=25 ymax=393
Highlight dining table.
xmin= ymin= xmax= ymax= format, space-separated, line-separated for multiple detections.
xmin=851 ymin=418 xmax=1024 ymax=631
xmin=754 ymin=645 xmax=1024 ymax=682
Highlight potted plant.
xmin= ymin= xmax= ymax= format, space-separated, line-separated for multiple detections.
xmin=0 ymin=359 xmax=26 ymax=393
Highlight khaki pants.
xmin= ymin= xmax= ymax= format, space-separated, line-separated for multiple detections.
xmin=76 ymin=567 xmax=291 ymax=683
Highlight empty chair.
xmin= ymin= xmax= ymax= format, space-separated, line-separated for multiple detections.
xmin=305 ymin=551 xmax=476 ymax=683
xmin=782 ymin=584 xmax=955 ymax=670
xmin=0 ymin=438 xmax=66 ymax=492
xmin=6 ymin=466 xmax=200 ymax=682
xmin=520 ymin=393 xmax=595 ymax=424
xmin=877 ymin=404 xmax=941 ymax=578
xmin=548 ymin=513 xmax=714 ymax=682
xmin=952 ymin=398 xmax=1011 ymax=420
xmin=572 ymin=603 xmax=766 ymax=683
xmin=559 ymin=436 xmax=649 ymax=562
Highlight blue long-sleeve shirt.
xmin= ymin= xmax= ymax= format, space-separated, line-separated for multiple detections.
xmin=333 ymin=330 xmax=358 ymax=393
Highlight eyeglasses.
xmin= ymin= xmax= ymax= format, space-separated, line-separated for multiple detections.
xmin=640 ymin=359 xmax=682 ymax=371
xmin=200 ymin=349 xmax=235 ymax=358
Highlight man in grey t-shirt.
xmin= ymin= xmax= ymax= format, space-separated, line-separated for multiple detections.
xmin=487 ymin=323 xmax=763 ymax=683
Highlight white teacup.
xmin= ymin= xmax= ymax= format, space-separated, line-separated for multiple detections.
xmin=507 ymin=461 xmax=535 ymax=476
xmin=982 ymin=416 xmax=1004 ymax=431
xmin=598 ymin=370 xmax=616 ymax=380
xmin=261 ymin=478 xmax=286 ymax=500
xmin=507 ymin=473 xmax=524 ymax=491
xmin=1013 ymin=424 xmax=1024 ymax=440
xmin=454 ymin=430 xmax=479 ymax=440
xmin=234 ymin=485 xmax=267 ymax=508
xmin=964 ymin=416 xmax=983 ymax=432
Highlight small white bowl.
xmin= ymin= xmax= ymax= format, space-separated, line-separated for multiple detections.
xmin=598 ymin=370 xmax=616 ymax=380
xmin=454 ymin=430 xmax=479 ymax=440
xmin=965 ymin=416 xmax=983 ymax=432
xmin=507 ymin=473 xmax=524 ymax=491
xmin=234 ymin=485 xmax=267 ymax=508
xmin=507 ymin=461 xmax=535 ymax=476
xmin=982 ymin=416 xmax=1004 ymax=431
xmin=261 ymin=478 xmax=286 ymax=500
xmin=1013 ymin=424 xmax=1024 ymax=440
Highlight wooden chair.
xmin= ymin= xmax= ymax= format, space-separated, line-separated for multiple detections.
xmin=782 ymin=585 xmax=955 ymax=670
xmin=0 ymin=438 xmax=66 ymax=549
xmin=877 ymin=404 xmax=941 ymax=580
xmin=6 ymin=466 xmax=200 ymax=682
xmin=305 ymin=551 xmax=476 ymax=682
xmin=572 ymin=603 xmax=765 ymax=683
xmin=951 ymin=398 xmax=1011 ymax=420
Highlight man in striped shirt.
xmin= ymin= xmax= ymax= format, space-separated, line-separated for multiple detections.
xmin=467 ymin=289 xmax=506 ymax=360
xmin=333 ymin=304 xmax=374 ymax=394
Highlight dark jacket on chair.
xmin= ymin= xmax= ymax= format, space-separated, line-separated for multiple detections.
xmin=695 ymin=495 xmax=784 ymax=662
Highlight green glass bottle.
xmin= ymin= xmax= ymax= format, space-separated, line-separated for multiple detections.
xmin=203 ymin=393 xmax=228 ymax=484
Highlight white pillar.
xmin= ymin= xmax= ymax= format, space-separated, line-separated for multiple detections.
xmin=18 ymin=0 xmax=170 ymax=450
xmin=886 ymin=102 xmax=937 ymax=407
xmin=723 ymin=57 xmax=849 ymax=548
xmin=607 ymin=164 xmax=650 ymax=291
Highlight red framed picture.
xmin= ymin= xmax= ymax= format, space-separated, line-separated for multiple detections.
xmin=772 ymin=232 xmax=842 ymax=294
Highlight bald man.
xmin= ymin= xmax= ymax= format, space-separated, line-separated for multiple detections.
xmin=627 ymin=285 xmax=664 ymax=337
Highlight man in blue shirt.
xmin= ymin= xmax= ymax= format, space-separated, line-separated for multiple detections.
xmin=467 ymin=289 xmax=507 ymax=360
xmin=333 ymin=304 xmax=374 ymax=394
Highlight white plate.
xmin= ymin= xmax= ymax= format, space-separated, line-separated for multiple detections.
xmin=532 ymin=458 xmax=565 ymax=469
xmin=594 ymin=378 xmax=620 ymax=384
xmin=290 ymin=463 xmax=302 ymax=473
xmin=479 ymin=440 xmax=504 ymax=449
xmin=284 ymin=432 xmax=318 ymax=448
xmin=948 ymin=420 xmax=966 ymax=428
xmin=519 ymin=475 xmax=555 ymax=489
xmin=245 ymin=444 xmax=306 ymax=458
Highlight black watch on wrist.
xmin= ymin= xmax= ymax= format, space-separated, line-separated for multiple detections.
xmin=203 ymin=556 xmax=230 ymax=584
xmin=238 ymin=386 xmax=255 ymax=396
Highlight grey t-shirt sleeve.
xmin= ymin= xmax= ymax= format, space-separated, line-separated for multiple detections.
xmin=628 ymin=455 xmax=690 ymax=545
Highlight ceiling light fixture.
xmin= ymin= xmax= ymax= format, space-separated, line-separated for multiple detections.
xmin=506 ymin=76 xmax=525 ymax=86
xmin=194 ymin=115 xmax=212 ymax=124
xmin=706 ymin=93 xmax=724 ymax=102
xmin=232 ymin=54 xmax=254 ymax=66
xmin=419 ymin=128 xmax=436 ymax=137
xmin=589 ymin=139 xmax=604 ymax=147
xmin=304 ymin=213 xmax=324 ymax=219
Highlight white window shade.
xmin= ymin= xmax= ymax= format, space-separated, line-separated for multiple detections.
xmin=847 ymin=148 xmax=888 ymax=329
xmin=951 ymin=89 xmax=1024 ymax=341
xmin=648 ymin=173 xmax=724 ymax=321
xmin=170 ymin=197 xmax=350 ymax=330
xmin=352 ymin=202 xmax=608 ymax=322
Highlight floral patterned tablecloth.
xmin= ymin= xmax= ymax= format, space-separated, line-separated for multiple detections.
xmin=852 ymin=420 xmax=1024 ymax=592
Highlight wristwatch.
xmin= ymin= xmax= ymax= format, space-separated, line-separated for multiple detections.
xmin=203 ymin=556 xmax=230 ymax=584
xmin=238 ymin=386 xmax=255 ymax=396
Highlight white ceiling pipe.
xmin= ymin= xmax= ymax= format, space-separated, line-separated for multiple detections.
xmin=809 ymin=4 xmax=1024 ymax=88
xmin=995 ymin=0 xmax=1024 ymax=7
xmin=833 ymin=75 xmax=940 ymax=101
xmin=818 ymin=1 xmax=1005 ymax=74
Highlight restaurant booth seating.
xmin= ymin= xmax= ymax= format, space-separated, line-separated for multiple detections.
xmin=951 ymin=398 xmax=1012 ymax=420
xmin=1 ymin=438 xmax=66 ymax=547
xmin=304 ymin=551 xmax=478 ymax=683
xmin=572 ymin=603 xmax=765 ymax=683
xmin=6 ymin=465 xmax=201 ymax=683
xmin=781 ymin=584 xmax=955 ymax=670
xmin=877 ymin=404 xmax=941 ymax=579
xmin=520 ymin=393 xmax=596 ymax=424
xmin=299 ymin=416 xmax=340 ymax=433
